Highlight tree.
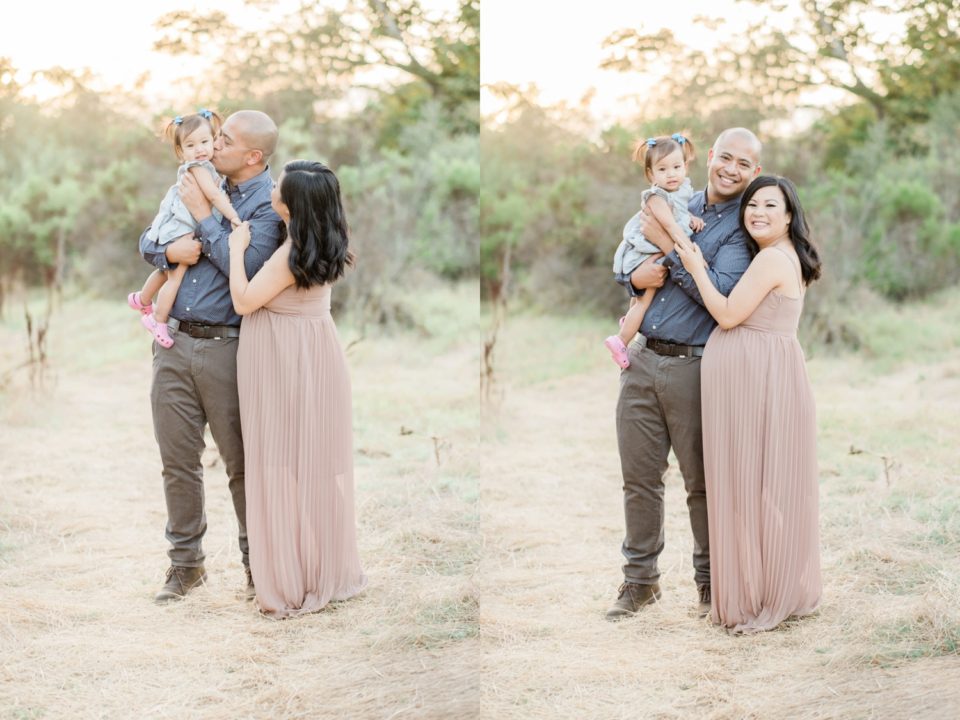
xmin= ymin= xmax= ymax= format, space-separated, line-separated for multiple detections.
xmin=153 ymin=0 xmax=478 ymax=136
xmin=602 ymin=0 xmax=960 ymax=132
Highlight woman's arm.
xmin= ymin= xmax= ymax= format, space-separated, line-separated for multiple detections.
xmin=229 ymin=223 xmax=295 ymax=315
xmin=189 ymin=166 xmax=241 ymax=226
xmin=674 ymin=242 xmax=793 ymax=329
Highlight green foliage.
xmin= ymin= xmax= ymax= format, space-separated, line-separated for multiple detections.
xmin=804 ymin=96 xmax=960 ymax=307
xmin=481 ymin=93 xmax=640 ymax=309
xmin=0 ymin=74 xmax=164 ymax=309
xmin=809 ymin=103 xmax=878 ymax=171
xmin=319 ymin=107 xmax=478 ymax=324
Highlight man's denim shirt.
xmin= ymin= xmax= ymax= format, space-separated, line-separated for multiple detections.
xmin=139 ymin=167 xmax=282 ymax=327
xmin=638 ymin=189 xmax=752 ymax=346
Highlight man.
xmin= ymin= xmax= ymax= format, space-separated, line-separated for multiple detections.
xmin=139 ymin=110 xmax=282 ymax=603
xmin=607 ymin=128 xmax=762 ymax=620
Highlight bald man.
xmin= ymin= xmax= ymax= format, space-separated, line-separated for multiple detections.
xmin=139 ymin=110 xmax=283 ymax=602
xmin=607 ymin=128 xmax=762 ymax=620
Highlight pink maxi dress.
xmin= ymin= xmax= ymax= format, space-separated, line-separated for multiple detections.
xmin=237 ymin=283 xmax=367 ymax=618
xmin=700 ymin=261 xmax=821 ymax=633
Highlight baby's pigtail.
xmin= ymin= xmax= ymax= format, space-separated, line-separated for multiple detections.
xmin=672 ymin=130 xmax=696 ymax=163
xmin=632 ymin=138 xmax=652 ymax=165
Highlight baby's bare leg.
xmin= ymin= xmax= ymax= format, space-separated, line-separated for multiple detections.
xmin=153 ymin=264 xmax=188 ymax=324
xmin=618 ymin=288 xmax=656 ymax=345
xmin=140 ymin=269 xmax=167 ymax=305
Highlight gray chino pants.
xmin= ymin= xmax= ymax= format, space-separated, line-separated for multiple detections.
xmin=151 ymin=333 xmax=248 ymax=568
xmin=615 ymin=342 xmax=710 ymax=587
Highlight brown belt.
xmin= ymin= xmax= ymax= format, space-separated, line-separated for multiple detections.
xmin=169 ymin=318 xmax=241 ymax=339
xmin=645 ymin=339 xmax=704 ymax=358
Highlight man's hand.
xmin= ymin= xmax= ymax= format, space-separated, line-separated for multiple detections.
xmin=165 ymin=233 xmax=202 ymax=266
xmin=629 ymin=253 xmax=667 ymax=291
xmin=179 ymin=172 xmax=213 ymax=222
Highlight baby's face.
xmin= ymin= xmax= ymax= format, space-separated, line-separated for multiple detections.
xmin=647 ymin=148 xmax=687 ymax=191
xmin=179 ymin=125 xmax=215 ymax=163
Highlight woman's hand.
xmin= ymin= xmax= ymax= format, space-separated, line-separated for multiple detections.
xmin=229 ymin=221 xmax=251 ymax=254
xmin=674 ymin=234 xmax=705 ymax=275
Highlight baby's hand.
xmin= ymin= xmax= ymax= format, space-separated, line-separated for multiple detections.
xmin=690 ymin=215 xmax=705 ymax=233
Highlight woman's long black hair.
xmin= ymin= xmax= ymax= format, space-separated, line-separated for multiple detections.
xmin=280 ymin=160 xmax=354 ymax=289
xmin=739 ymin=175 xmax=822 ymax=286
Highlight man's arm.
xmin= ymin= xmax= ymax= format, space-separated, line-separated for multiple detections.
xmin=196 ymin=202 xmax=282 ymax=280
xmin=139 ymin=228 xmax=201 ymax=269
xmin=664 ymin=231 xmax=752 ymax=308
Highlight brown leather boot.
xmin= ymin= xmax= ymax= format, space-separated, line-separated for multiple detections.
xmin=605 ymin=582 xmax=661 ymax=620
xmin=154 ymin=565 xmax=207 ymax=603
xmin=697 ymin=584 xmax=711 ymax=618
xmin=243 ymin=566 xmax=255 ymax=602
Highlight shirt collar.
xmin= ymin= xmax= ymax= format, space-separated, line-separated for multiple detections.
xmin=227 ymin=166 xmax=273 ymax=194
xmin=700 ymin=187 xmax=742 ymax=215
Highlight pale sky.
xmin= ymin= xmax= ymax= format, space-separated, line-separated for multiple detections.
xmin=1 ymin=1 xmax=291 ymax=105
xmin=1 ymin=0 xmax=453 ymax=110
xmin=480 ymin=0 xmax=772 ymax=123
xmin=480 ymin=0 xmax=897 ymax=126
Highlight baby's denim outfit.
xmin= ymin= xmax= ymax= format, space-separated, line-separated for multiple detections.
xmin=613 ymin=178 xmax=694 ymax=295
xmin=147 ymin=160 xmax=224 ymax=245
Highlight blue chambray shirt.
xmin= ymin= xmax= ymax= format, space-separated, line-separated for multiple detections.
xmin=139 ymin=167 xmax=282 ymax=326
xmin=638 ymin=189 xmax=752 ymax=346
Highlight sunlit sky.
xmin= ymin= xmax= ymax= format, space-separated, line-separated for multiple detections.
xmin=1 ymin=0 xmax=452 ymax=110
xmin=5 ymin=1 xmax=902 ymax=126
xmin=481 ymin=0 xmax=899 ymax=126
xmin=1 ymin=1 xmax=301 ymax=105
xmin=481 ymin=0 xmax=770 ymax=122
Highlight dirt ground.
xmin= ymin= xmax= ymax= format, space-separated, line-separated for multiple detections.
xmin=0 ymin=290 xmax=480 ymax=719
xmin=478 ymin=313 xmax=960 ymax=719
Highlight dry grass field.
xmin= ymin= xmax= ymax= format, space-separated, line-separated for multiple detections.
xmin=3 ymin=282 xmax=959 ymax=719
xmin=0 ymin=282 xmax=480 ymax=719
xmin=479 ymin=288 xmax=960 ymax=719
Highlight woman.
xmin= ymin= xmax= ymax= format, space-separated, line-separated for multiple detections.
xmin=228 ymin=160 xmax=367 ymax=618
xmin=673 ymin=175 xmax=822 ymax=633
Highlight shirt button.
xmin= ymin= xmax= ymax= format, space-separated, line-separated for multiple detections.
xmin=192 ymin=279 xmax=197 ymax=283
xmin=660 ymin=297 xmax=665 ymax=302
xmin=186 ymin=307 xmax=190 ymax=311
xmin=652 ymin=325 xmax=657 ymax=330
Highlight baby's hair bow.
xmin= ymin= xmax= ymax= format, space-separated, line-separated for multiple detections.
xmin=173 ymin=115 xmax=183 ymax=125
xmin=645 ymin=138 xmax=657 ymax=147
xmin=671 ymin=133 xmax=686 ymax=145
xmin=198 ymin=108 xmax=212 ymax=120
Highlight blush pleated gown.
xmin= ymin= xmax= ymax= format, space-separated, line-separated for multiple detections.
xmin=700 ymin=284 xmax=821 ymax=633
xmin=237 ymin=283 xmax=367 ymax=618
